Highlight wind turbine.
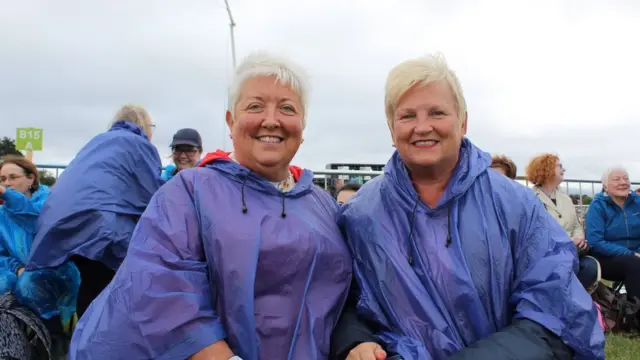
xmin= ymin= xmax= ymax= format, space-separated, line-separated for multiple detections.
xmin=223 ymin=0 xmax=237 ymax=150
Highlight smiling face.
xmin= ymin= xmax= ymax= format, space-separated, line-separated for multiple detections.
xmin=226 ymin=76 xmax=304 ymax=181
xmin=0 ymin=162 xmax=35 ymax=196
xmin=605 ymin=169 xmax=631 ymax=198
xmin=171 ymin=145 xmax=201 ymax=171
xmin=392 ymin=81 xmax=467 ymax=174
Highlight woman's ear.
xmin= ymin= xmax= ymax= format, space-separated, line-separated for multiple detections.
xmin=26 ymin=173 xmax=36 ymax=189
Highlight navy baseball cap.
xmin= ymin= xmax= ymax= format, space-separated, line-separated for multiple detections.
xmin=170 ymin=128 xmax=202 ymax=148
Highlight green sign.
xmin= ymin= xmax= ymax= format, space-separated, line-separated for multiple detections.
xmin=16 ymin=127 xmax=44 ymax=151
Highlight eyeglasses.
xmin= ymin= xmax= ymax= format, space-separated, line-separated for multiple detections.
xmin=172 ymin=147 xmax=198 ymax=156
xmin=1 ymin=174 xmax=25 ymax=183
xmin=150 ymin=124 xmax=156 ymax=133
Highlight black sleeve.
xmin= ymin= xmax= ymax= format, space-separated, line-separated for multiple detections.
xmin=447 ymin=319 xmax=573 ymax=360
xmin=329 ymin=280 xmax=382 ymax=360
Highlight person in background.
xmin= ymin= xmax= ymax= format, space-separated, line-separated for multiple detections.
xmin=526 ymin=154 xmax=600 ymax=293
xmin=635 ymin=187 xmax=640 ymax=195
xmin=0 ymin=156 xmax=79 ymax=349
xmin=68 ymin=53 xmax=351 ymax=360
xmin=161 ymin=128 xmax=203 ymax=181
xmin=586 ymin=166 xmax=640 ymax=300
xmin=333 ymin=53 xmax=603 ymax=360
xmin=27 ymin=104 xmax=164 ymax=317
xmin=490 ymin=154 xmax=517 ymax=180
xmin=336 ymin=182 xmax=361 ymax=205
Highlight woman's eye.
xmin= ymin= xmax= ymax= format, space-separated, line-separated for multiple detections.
xmin=431 ymin=110 xmax=446 ymax=117
xmin=247 ymin=103 xmax=262 ymax=111
xmin=281 ymin=105 xmax=296 ymax=114
xmin=399 ymin=113 xmax=416 ymax=120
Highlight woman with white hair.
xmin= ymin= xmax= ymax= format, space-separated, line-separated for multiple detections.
xmin=27 ymin=104 xmax=164 ymax=317
xmin=68 ymin=53 xmax=352 ymax=360
xmin=585 ymin=167 xmax=640 ymax=300
xmin=332 ymin=54 xmax=603 ymax=359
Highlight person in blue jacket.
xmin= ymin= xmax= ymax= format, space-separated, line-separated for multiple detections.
xmin=0 ymin=156 xmax=80 ymax=332
xmin=68 ymin=53 xmax=351 ymax=360
xmin=331 ymin=54 xmax=604 ymax=360
xmin=161 ymin=128 xmax=203 ymax=181
xmin=27 ymin=104 xmax=165 ymax=317
xmin=585 ymin=166 xmax=640 ymax=300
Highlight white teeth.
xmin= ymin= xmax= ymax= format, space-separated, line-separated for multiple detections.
xmin=415 ymin=140 xmax=437 ymax=146
xmin=258 ymin=136 xmax=282 ymax=143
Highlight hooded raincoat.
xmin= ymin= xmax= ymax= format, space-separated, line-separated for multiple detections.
xmin=339 ymin=139 xmax=604 ymax=360
xmin=27 ymin=121 xmax=164 ymax=271
xmin=585 ymin=191 xmax=640 ymax=256
xmin=68 ymin=151 xmax=352 ymax=360
xmin=0 ymin=185 xmax=79 ymax=325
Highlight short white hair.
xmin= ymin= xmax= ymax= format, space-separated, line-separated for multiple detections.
xmin=601 ymin=166 xmax=629 ymax=186
xmin=227 ymin=52 xmax=310 ymax=128
xmin=384 ymin=53 xmax=466 ymax=132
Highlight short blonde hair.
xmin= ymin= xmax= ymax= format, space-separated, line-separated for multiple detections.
xmin=112 ymin=104 xmax=152 ymax=131
xmin=228 ymin=52 xmax=310 ymax=128
xmin=384 ymin=53 xmax=466 ymax=132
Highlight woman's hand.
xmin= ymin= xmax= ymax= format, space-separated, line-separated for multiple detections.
xmin=17 ymin=268 xmax=24 ymax=276
xmin=347 ymin=342 xmax=387 ymax=360
xmin=189 ymin=340 xmax=234 ymax=360
xmin=572 ymin=237 xmax=588 ymax=251
xmin=0 ymin=185 xmax=5 ymax=195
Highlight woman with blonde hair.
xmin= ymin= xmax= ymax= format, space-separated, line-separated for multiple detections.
xmin=27 ymin=104 xmax=164 ymax=317
xmin=525 ymin=153 xmax=600 ymax=293
xmin=332 ymin=53 xmax=603 ymax=359
xmin=68 ymin=53 xmax=351 ymax=360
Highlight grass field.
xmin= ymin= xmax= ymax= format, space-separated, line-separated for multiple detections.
xmin=606 ymin=334 xmax=640 ymax=360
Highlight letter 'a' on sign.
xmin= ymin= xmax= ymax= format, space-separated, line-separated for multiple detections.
xmin=15 ymin=127 xmax=44 ymax=151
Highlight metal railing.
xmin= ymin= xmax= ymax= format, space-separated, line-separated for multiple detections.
xmin=38 ymin=164 xmax=639 ymax=211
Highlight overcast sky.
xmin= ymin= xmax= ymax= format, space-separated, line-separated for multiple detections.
xmin=1 ymin=0 xmax=639 ymax=182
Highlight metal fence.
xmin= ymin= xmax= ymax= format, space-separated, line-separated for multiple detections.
xmin=37 ymin=164 xmax=640 ymax=213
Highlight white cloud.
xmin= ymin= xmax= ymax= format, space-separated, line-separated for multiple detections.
xmin=0 ymin=0 xmax=638 ymax=183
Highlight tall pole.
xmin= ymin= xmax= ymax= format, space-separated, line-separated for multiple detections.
xmin=224 ymin=0 xmax=237 ymax=69
xmin=223 ymin=0 xmax=237 ymax=150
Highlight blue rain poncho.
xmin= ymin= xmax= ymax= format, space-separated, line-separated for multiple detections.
xmin=68 ymin=151 xmax=352 ymax=360
xmin=0 ymin=185 xmax=80 ymax=325
xmin=27 ymin=121 xmax=164 ymax=271
xmin=339 ymin=139 xmax=604 ymax=359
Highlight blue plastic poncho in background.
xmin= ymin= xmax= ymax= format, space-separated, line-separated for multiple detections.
xmin=27 ymin=121 xmax=164 ymax=271
xmin=69 ymin=151 xmax=352 ymax=360
xmin=0 ymin=185 xmax=80 ymax=325
xmin=340 ymin=139 xmax=604 ymax=360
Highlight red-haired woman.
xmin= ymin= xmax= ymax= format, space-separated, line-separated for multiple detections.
xmin=526 ymin=153 xmax=600 ymax=293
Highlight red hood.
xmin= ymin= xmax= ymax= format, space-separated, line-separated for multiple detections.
xmin=199 ymin=149 xmax=303 ymax=181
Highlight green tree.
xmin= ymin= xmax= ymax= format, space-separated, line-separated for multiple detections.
xmin=0 ymin=137 xmax=22 ymax=157
xmin=582 ymin=195 xmax=593 ymax=205
xmin=39 ymin=170 xmax=56 ymax=186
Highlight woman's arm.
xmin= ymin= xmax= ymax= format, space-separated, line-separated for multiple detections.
xmin=585 ymin=201 xmax=633 ymax=257
xmin=0 ymin=187 xmax=41 ymax=231
xmin=329 ymin=279 xmax=383 ymax=360
xmin=507 ymin=193 xmax=604 ymax=359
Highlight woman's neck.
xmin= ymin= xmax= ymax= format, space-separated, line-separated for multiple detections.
xmin=408 ymin=162 xmax=456 ymax=208
xmin=540 ymin=183 xmax=557 ymax=197
xmin=611 ymin=195 xmax=627 ymax=208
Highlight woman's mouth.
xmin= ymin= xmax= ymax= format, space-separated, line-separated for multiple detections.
xmin=256 ymin=136 xmax=284 ymax=144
